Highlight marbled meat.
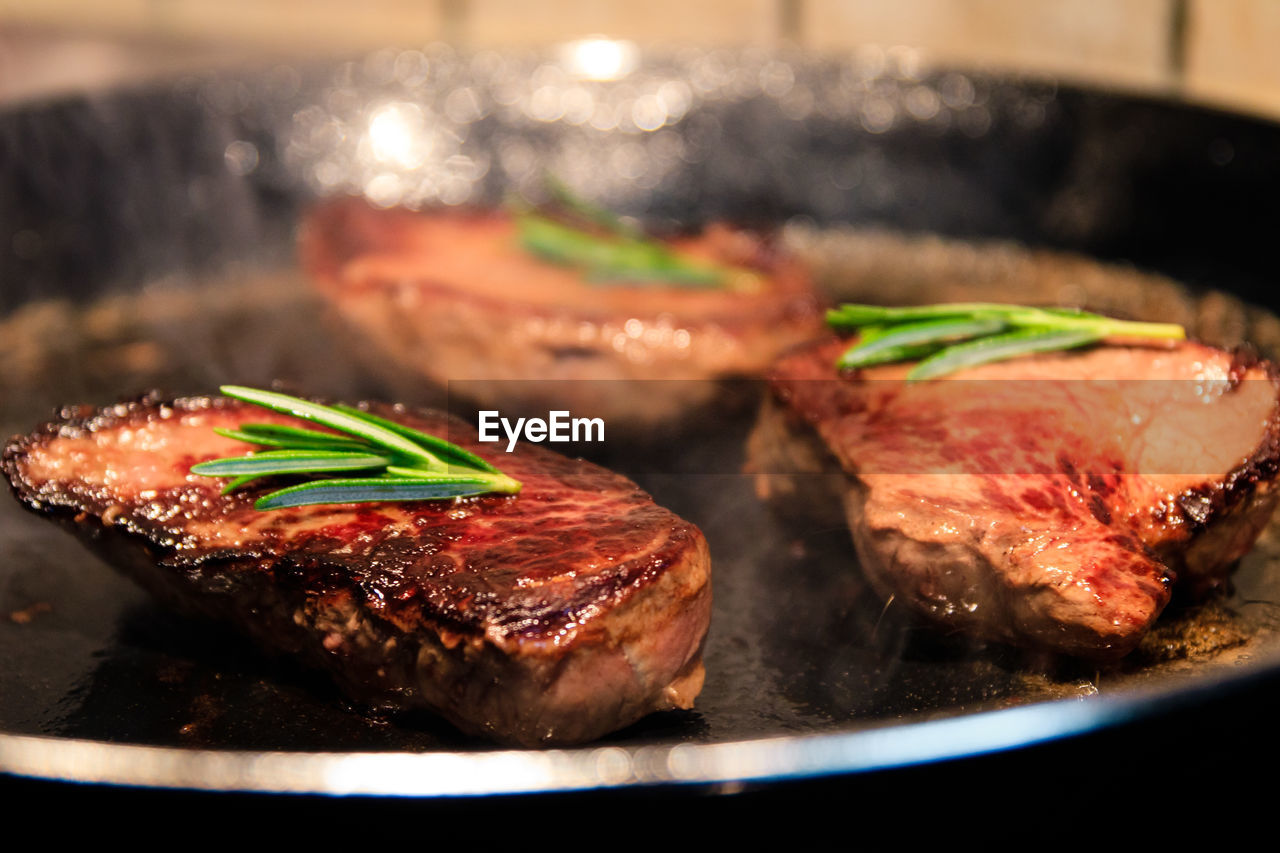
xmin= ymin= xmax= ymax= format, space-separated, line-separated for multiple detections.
xmin=3 ymin=393 xmax=711 ymax=745
xmin=749 ymin=337 xmax=1280 ymax=659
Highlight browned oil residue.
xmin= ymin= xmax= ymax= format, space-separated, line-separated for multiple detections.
xmin=8 ymin=601 xmax=51 ymax=624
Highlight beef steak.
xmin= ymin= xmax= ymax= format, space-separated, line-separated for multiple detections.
xmin=749 ymin=337 xmax=1280 ymax=659
xmin=3 ymin=394 xmax=711 ymax=745
xmin=300 ymin=198 xmax=824 ymax=427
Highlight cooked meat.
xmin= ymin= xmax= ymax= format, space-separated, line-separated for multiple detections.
xmin=300 ymin=197 xmax=824 ymax=427
xmin=749 ymin=337 xmax=1280 ymax=659
xmin=3 ymin=393 xmax=711 ymax=745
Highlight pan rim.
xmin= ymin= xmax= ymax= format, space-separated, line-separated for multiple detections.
xmin=2 ymin=648 xmax=1275 ymax=796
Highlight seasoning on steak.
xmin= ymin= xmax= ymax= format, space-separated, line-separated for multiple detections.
xmin=300 ymin=197 xmax=824 ymax=427
xmin=3 ymin=393 xmax=711 ymax=745
xmin=748 ymin=337 xmax=1280 ymax=659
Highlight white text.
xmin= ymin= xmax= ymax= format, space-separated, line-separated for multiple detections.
xmin=477 ymin=410 xmax=605 ymax=452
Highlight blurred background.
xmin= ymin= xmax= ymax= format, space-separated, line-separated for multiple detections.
xmin=1 ymin=0 xmax=1278 ymax=119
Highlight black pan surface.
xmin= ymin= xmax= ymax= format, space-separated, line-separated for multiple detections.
xmin=3 ymin=47 xmax=1280 ymax=795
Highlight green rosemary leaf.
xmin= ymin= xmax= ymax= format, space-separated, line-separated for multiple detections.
xmin=515 ymin=213 xmax=727 ymax=288
xmin=836 ymin=342 xmax=947 ymax=371
xmin=218 ymin=386 xmax=447 ymax=471
xmin=543 ymin=174 xmax=642 ymax=239
xmin=332 ymin=405 xmax=500 ymax=474
xmin=194 ymin=387 xmax=522 ymax=510
xmin=836 ymin=316 xmax=1007 ymax=370
xmin=587 ymin=260 xmax=725 ymax=286
xmin=521 ymin=215 xmax=718 ymax=284
xmin=906 ymin=327 xmax=1102 ymax=381
xmin=214 ymin=425 xmax=370 ymax=453
xmin=220 ymin=474 xmax=261 ymax=495
xmin=254 ymin=477 xmax=499 ymax=511
xmin=827 ymin=302 xmax=1187 ymax=380
xmin=519 ymin=214 xmax=613 ymax=267
xmin=1040 ymin=307 xmax=1103 ymax=320
xmin=826 ymin=303 xmax=999 ymax=329
xmin=383 ymin=465 xmax=522 ymax=494
xmin=190 ymin=450 xmax=391 ymax=477
xmin=220 ymin=424 xmax=344 ymax=442
xmin=1086 ymin=317 xmax=1189 ymax=339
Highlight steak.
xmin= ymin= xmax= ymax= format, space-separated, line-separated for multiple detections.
xmin=3 ymin=393 xmax=711 ymax=745
xmin=749 ymin=337 xmax=1280 ymax=659
xmin=300 ymin=197 xmax=824 ymax=427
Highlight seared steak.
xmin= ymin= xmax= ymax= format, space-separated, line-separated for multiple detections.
xmin=3 ymin=394 xmax=711 ymax=745
xmin=300 ymin=198 xmax=824 ymax=426
xmin=749 ymin=337 xmax=1280 ymax=659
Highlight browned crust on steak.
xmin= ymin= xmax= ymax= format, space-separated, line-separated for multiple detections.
xmin=750 ymin=336 xmax=1280 ymax=659
xmin=3 ymin=393 xmax=711 ymax=745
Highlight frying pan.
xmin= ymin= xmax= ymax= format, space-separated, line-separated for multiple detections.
xmin=3 ymin=46 xmax=1280 ymax=797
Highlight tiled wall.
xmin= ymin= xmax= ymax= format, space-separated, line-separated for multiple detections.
xmin=2 ymin=0 xmax=1279 ymax=118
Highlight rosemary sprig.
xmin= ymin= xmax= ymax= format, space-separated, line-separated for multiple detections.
xmin=517 ymin=215 xmax=727 ymax=286
xmin=542 ymin=173 xmax=643 ymax=240
xmin=191 ymin=386 xmax=521 ymax=510
xmin=511 ymin=180 xmax=735 ymax=288
xmin=827 ymin=303 xmax=1186 ymax=380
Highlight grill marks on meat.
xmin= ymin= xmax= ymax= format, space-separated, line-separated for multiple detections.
xmin=3 ymin=395 xmax=711 ymax=745
xmin=300 ymin=198 xmax=824 ymax=425
xmin=750 ymin=338 xmax=1280 ymax=659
